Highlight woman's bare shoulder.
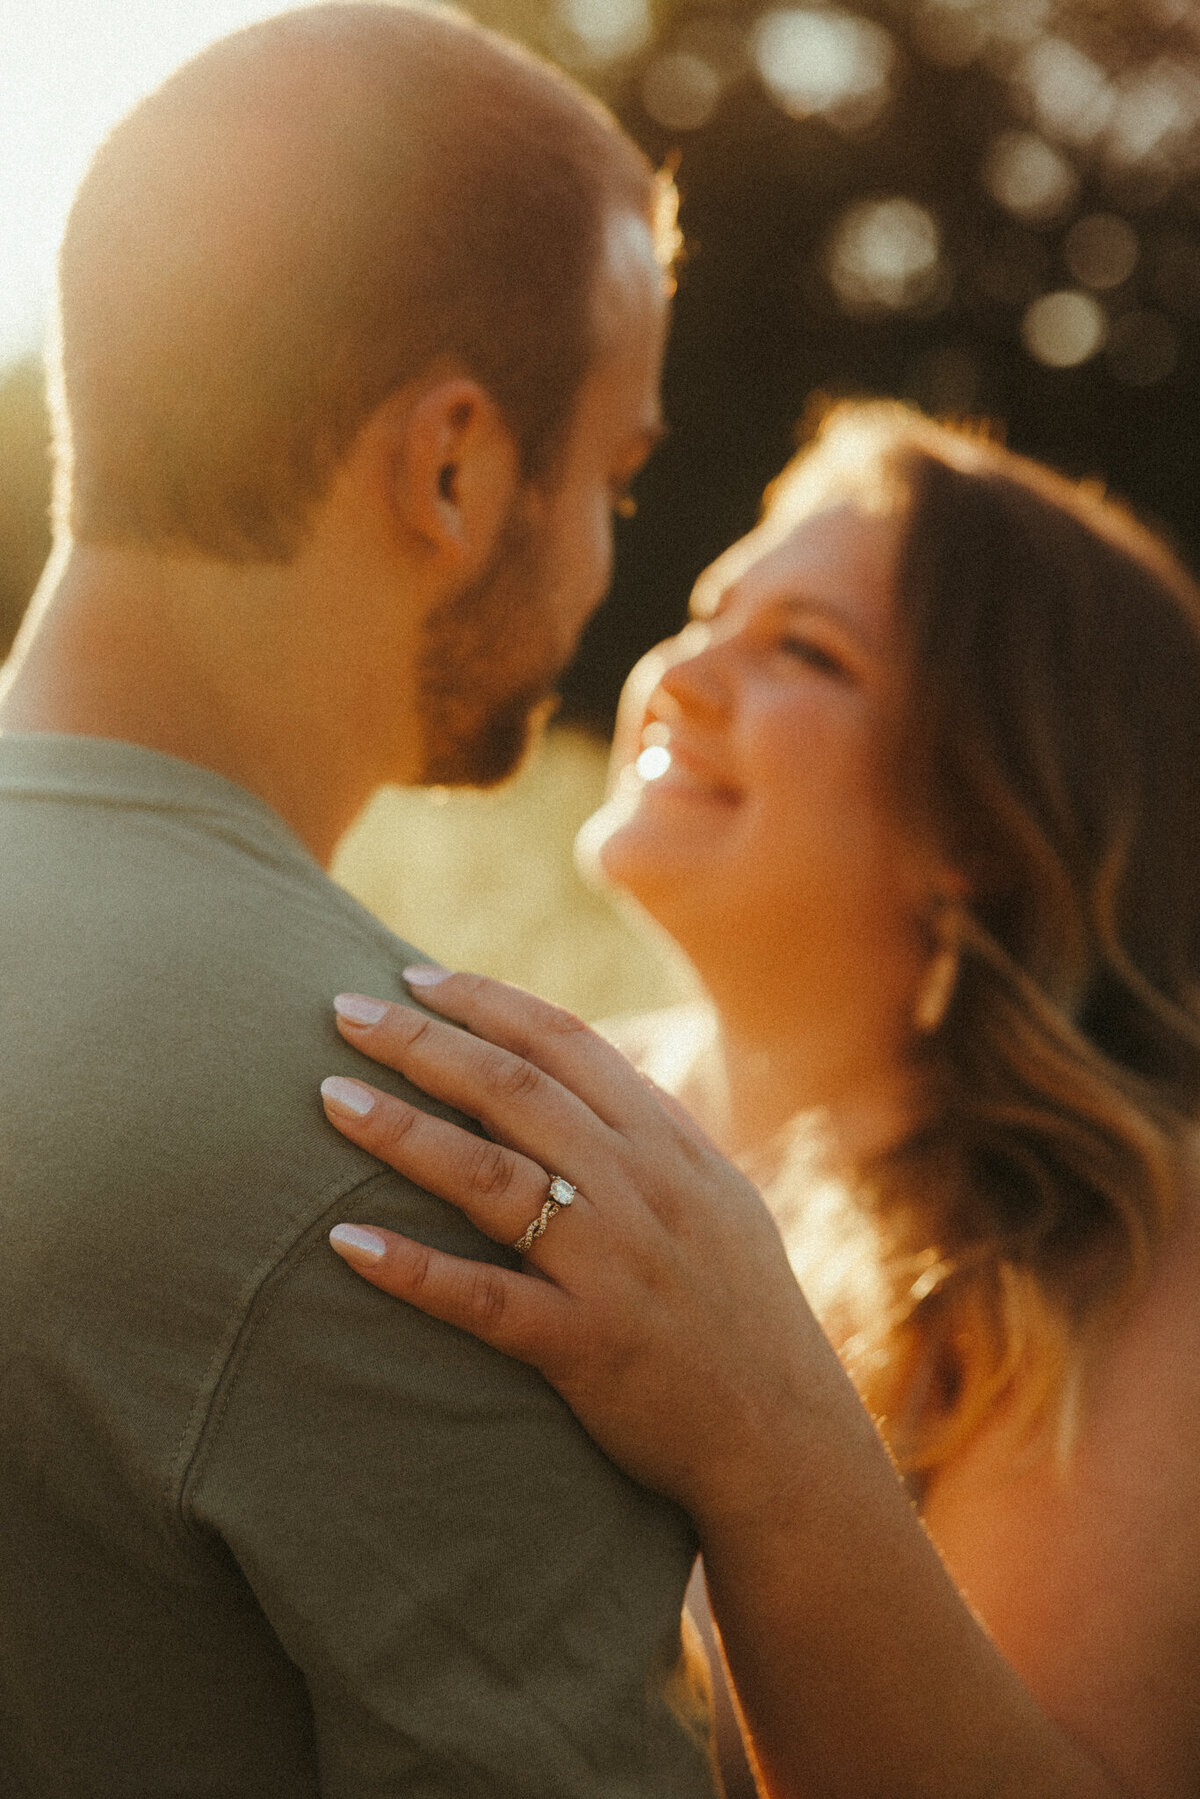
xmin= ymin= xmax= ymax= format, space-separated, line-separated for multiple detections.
xmin=593 ymin=1001 xmax=716 ymax=1092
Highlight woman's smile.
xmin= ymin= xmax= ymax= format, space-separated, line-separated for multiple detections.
xmin=587 ymin=495 xmax=920 ymax=990
xmin=634 ymin=735 xmax=742 ymax=809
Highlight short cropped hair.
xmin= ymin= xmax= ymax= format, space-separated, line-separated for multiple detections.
xmin=53 ymin=3 xmax=664 ymax=559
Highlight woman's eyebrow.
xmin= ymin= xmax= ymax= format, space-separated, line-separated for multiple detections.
xmin=782 ymin=603 xmax=884 ymax=676
xmin=781 ymin=594 xmax=869 ymax=638
xmin=690 ymin=586 xmax=874 ymax=652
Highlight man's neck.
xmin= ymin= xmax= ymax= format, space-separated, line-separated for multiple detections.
xmin=0 ymin=540 xmax=407 ymax=866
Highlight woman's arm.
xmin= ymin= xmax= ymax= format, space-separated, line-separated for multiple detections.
xmin=320 ymin=970 xmax=1132 ymax=1799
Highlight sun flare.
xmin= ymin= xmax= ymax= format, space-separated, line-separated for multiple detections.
xmin=0 ymin=1 xmax=288 ymax=360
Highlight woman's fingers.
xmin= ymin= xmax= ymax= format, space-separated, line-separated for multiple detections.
xmin=320 ymin=1075 xmax=592 ymax=1257
xmin=400 ymin=969 xmax=670 ymax=1137
xmin=332 ymin=981 xmax=661 ymax=1155
xmin=321 ymin=1020 xmax=821 ymax=1526
xmin=328 ymin=1221 xmax=574 ymax=1366
xmin=331 ymin=991 xmax=598 ymax=1170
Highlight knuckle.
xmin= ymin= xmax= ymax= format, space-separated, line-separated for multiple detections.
xmin=505 ymin=999 xmax=587 ymax=1062
xmin=462 ymin=1136 xmax=516 ymax=1200
xmin=405 ymin=1239 xmax=436 ymax=1296
xmin=375 ymin=1100 xmax=420 ymax=1160
xmin=536 ymin=1001 xmax=589 ymax=1041
xmin=451 ymin=972 xmax=488 ymax=1006
xmin=464 ymin=1260 xmax=508 ymax=1328
xmin=483 ymin=1053 xmax=542 ymax=1103
xmin=397 ymin=1009 xmax=433 ymax=1048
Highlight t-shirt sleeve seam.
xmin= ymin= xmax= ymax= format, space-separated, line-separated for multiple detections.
xmin=166 ymin=1164 xmax=415 ymax=1527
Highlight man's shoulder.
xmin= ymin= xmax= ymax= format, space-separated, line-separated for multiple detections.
xmin=0 ymin=736 xmax=495 ymax=1496
xmin=0 ymin=732 xmax=451 ymax=1328
xmin=0 ymin=731 xmax=415 ymax=968
xmin=0 ymin=750 xmax=719 ymax=1799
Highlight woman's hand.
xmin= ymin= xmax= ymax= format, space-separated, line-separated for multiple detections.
xmin=321 ymin=970 xmax=1130 ymax=1799
xmin=321 ymin=967 xmax=830 ymax=1534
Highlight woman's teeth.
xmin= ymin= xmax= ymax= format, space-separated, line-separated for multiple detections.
xmin=635 ymin=744 xmax=672 ymax=781
xmin=635 ymin=743 xmax=739 ymax=805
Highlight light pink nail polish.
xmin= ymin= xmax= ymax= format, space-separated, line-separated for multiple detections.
xmin=321 ymin=1075 xmax=375 ymax=1117
xmin=334 ymin=993 xmax=388 ymax=1026
xmin=330 ymin=1223 xmax=387 ymax=1261
xmin=403 ymin=964 xmax=449 ymax=988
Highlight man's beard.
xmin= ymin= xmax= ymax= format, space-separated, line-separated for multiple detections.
xmin=415 ymin=504 xmax=565 ymax=788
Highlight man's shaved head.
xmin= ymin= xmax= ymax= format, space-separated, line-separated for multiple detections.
xmin=54 ymin=3 xmax=669 ymax=561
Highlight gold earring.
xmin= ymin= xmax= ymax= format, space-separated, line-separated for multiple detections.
xmin=913 ymin=907 xmax=962 ymax=1035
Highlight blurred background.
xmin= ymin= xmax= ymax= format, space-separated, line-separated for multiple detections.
xmin=2 ymin=0 xmax=1198 ymax=1015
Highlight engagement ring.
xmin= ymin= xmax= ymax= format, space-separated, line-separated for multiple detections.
xmin=513 ymin=1175 xmax=576 ymax=1254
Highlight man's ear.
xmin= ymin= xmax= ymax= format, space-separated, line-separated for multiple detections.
xmin=385 ymin=377 xmax=522 ymax=574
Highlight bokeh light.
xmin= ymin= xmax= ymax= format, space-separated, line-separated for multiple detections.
xmin=1063 ymin=213 xmax=1139 ymax=291
xmin=558 ymin=0 xmax=650 ymax=63
xmin=984 ymin=129 xmax=1078 ymax=223
xmin=828 ymin=197 xmax=945 ymax=314
xmin=1019 ymin=36 xmax=1114 ymax=146
xmin=641 ymin=51 xmax=723 ymax=132
xmin=1021 ymin=289 xmax=1107 ymax=367
xmin=1107 ymin=60 xmax=1200 ymax=172
xmin=753 ymin=8 xmax=895 ymax=130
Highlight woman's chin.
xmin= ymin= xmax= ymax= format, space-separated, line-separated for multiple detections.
xmin=575 ymin=790 xmax=710 ymax=928
xmin=573 ymin=790 xmax=638 ymax=891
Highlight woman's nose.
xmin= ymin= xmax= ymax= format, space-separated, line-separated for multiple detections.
xmin=655 ymin=623 xmax=731 ymax=723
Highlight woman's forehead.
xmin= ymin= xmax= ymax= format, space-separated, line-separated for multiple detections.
xmin=690 ymin=494 xmax=900 ymax=644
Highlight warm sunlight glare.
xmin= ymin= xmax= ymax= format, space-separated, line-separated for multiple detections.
xmin=0 ymin=0 xmax=287 ymax=361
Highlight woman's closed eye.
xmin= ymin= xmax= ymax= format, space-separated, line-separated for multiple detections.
xmin=778 ymin=634 xmax=853 ymax=680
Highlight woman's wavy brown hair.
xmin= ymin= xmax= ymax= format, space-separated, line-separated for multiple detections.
xmin=782 ymin=401 xmax=1200 ymax=1476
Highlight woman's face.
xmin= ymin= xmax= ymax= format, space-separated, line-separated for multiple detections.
xmin=585 ymin=490 xmax=947 ymax=1022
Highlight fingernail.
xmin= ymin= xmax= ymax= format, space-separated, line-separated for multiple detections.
xmin=321 ymin=1075 xmax=376 ymax=1117
xmin=334 ymin=993 xmax=389 ymax=1026
xmin=403 ymin=965 xmax=450 ymax=988
xmin=330 ymin=1223 xmax=387 ymax=1262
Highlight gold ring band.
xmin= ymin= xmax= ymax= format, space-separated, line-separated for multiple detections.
xmin=513 ymin=1175 xmax=576 ymax=1254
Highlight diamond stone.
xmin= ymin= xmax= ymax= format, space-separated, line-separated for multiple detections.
xmin=548 ymin=1176 xmax=575 ymax=1207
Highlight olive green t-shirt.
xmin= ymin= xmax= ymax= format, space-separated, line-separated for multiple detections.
xmin=0 ymin=736 xmax=717 ymax=1799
